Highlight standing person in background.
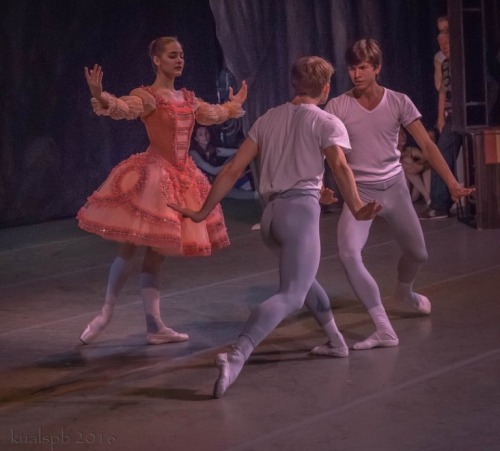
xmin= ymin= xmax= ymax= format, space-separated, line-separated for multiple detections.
xmin=325 ymin=38 xmax=473 ymax=350
xmin=78 ymin=36 xmax=247 ymax=345
xmin=433 ymin=15 xmax=449 ymax=92
xmin=170 ymin=56 xmax=381 ymax=398
xmin=420 ymin=31 xmax=464 ymax=219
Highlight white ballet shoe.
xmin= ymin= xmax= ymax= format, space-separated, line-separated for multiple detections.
xmin=146 ymin=326 xmax=189 ymax=345
xmin=397 ymin=293 xmax=432 ymax=315
xmin=394 ymin=284 xmax=432 ymax=315
xmin=407 ymin=294 xmax=431 ymax=315
xmin=352 ymin=332 xmax=399 ymax=350
xmin=79 ymin=307 xmax=113 ymax=344
xmin=80 ymin=324 xmax=100 ymax=344
xmin=213 ymin=347 xmax=245 ymax=399
xmin=310 ymin=342 xmax=349 ymax=358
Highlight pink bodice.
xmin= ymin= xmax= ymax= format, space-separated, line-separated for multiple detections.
xmin=90 ymin=86 xmax=245 ymax=169
xmin=141 ymin=88 xmax=196 ymax=167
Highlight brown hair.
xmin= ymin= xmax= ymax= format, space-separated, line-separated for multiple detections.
xmin=291 ymin=56 xmax=334 ymax=97
xmin=345 ymin=38 xmax=383 ymax=68
xmin=437 ymin=16 xmax=449 ymax=35
xmin=148 ymin=36 xmax=180 ymax=70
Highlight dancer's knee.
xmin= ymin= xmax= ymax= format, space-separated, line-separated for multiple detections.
xmin=142 ymin=247 xmax=166 ymax=273
xmin=407 ymin=247 xmax=428 ymax=264
xmin=339 ymin=249 xmax=363 ymax=267
xmin=281 ymin=294 xmax=306 ymax=315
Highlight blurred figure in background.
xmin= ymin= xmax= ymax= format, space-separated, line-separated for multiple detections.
xmin=189 ymin=124 xmax=256 ymax=199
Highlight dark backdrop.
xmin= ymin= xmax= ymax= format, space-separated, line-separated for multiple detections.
xmin=1 ymin=0 xmax=448 ymax=227
xmin=211 ymin=0 xmax=447 ymax=135
xmin=0 ymin=0 xmax=223 ymax=227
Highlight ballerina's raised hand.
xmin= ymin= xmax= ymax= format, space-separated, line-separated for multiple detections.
xmin=228 ymin=80 xmax=248 ymax=105
xmin=84 ymin=64 xmax=109 ymax=108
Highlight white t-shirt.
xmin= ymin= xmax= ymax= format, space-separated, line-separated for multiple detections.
xmin=324 ymin=88 xmax=421 ymax=183
xmin=248 ymin=102 xmax=350 ymax=201
xmin=434 ymin=50 xmax=446 ymax=64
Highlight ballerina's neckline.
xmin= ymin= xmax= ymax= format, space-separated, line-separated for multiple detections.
xmin=144 ymin=86 xmax=193 ymax=106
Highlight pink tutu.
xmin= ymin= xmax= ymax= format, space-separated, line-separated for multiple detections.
xmin=77 ymin=151 xmax=229 ymax=256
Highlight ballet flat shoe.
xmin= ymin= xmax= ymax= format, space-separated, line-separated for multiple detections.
xmin=147 ymin=327 xmax=189 ymax=345
xmin=310 ymin=343 xmax=349 ymax=358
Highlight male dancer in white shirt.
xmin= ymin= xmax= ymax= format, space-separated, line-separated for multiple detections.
xmin=170 ymin=56 xmax=380 ymax=398
xmin=325 ymin=38 xmax=473 ymax=350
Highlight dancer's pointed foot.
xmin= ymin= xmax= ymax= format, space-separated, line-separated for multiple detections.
xmin=79 ymin=307 xmax=113 ymax=344
xmin=80 ymin=324 xmax=99 ymax=345
xmin=394 ymin=283 xmax=431 ymax=315
xmin=213 ymin=347 xmax=245 ymax=399
xmin=407 ymin=293 xmax=431 ymax=315
xmin=352 ymin=332 xmax=399 ymax=350
xmin=147 ymin=326 xmax=189 ymax=345
xmin=396 ymin=293 xmax=431 ymax=315
xmin=310 ymin=342 xmax=349 ymax=358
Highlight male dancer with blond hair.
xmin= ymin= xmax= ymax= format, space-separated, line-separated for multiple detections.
xmin=171 ymin=56 xmax=381 ymax=397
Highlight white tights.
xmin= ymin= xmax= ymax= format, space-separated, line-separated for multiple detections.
xmin=84 ymin=244 xmax=167 ymax=336
xmin=337 ymin=173 xmax=429 ymax=343
xmin=236 ymin=192 xmax=344 ymax=358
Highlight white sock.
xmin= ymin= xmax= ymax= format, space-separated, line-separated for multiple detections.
xmin=321 ymin=319 xmax=347 ymax=349
xmin=368 ymin=305 xmax=396 ymax=336
xmin=86 ymin=304 xmax=114 ymax=331
xmin=235 ymin=334 xmax=255 ymax=360
xmin=89 ymin=257 xmax=132 ymax=326
xmin=352 ymin=305 xmax=398 ymax=350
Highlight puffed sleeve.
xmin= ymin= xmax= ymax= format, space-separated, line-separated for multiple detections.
xmin=90 ymin=88 xmax=157 ymax=120
xmin=194 ymin=98 xmax=245 ymax=126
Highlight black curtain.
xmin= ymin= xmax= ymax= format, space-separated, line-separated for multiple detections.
xmin=210 ymin=0 xmax=446 ymax=132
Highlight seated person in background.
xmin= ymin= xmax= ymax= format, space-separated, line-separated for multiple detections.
xmin=189 ymin=125 xmax=256 ymax=199
xmin=398 ymin=127 xmax=433 ymax=205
